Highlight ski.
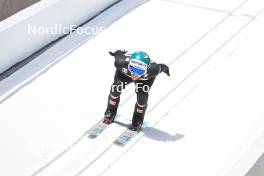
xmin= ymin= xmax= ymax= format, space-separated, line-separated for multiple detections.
xmin=87 ymin=120 xmax=111 ymax=138
xmin=114 ymin=127 xmax=141 ymax=146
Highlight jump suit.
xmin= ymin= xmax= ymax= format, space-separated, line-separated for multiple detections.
xmin=105 ymin=50 xmax=167 ymax=127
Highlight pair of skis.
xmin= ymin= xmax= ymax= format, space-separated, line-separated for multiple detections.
xmin=87 ymin=119 xmax=141 ymax=146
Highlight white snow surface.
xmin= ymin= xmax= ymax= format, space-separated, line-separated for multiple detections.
xmin=1 ymin=0 xmax=264 ymax=176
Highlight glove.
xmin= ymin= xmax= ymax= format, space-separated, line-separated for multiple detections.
xmin=160 ymin=64 xmax=170 ymax=76
xmin=109 ymin=50 xmax=127 ymax=56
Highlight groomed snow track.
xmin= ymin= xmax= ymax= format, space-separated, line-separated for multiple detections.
xmin=1 ymin=0 xmax=264 ymax=176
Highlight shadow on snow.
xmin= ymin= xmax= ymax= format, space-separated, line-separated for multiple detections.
xmin=143 ymin=127 xmax=184 ymax=142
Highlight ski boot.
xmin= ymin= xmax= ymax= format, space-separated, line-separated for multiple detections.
xmin=103 ymin=110 xmax=117 ymax=124
xmin=103 ymin=94 xmax=120 ymax=124
xmin=130 ymin=103 xmax=147 ymax=131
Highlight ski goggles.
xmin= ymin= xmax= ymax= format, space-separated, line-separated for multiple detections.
xmin=128 ymin=59 xmax=148 ymax=76
xmin=129 ymin=65 xmax=146 ymax=75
